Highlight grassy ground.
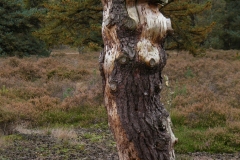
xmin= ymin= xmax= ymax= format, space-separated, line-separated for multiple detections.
xmin=162 ymin=49 xmax=240 ymax=153
xmin=0 ymin=49 xmax=240 ymax=156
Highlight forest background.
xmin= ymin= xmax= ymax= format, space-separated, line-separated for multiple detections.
xmin=0 ymin=0 xmax=240 ymax=159
xmin=0 ymin=0 xmax=240 ymax=57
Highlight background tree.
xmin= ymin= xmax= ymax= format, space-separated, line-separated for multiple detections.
xmin=4 ymin=0 xmax=235 ymax=55
xmin=0 ymin=0 xmax=49 ymax=57
xmin=161 ymin=0 xmax=215 ymax=55
xmin=34 ymin=0 xmax=102 ymax=50
xmin=34 ymin=0 xmax=219 ymax=55
xmin=222 ymin=0 xmax=240 ymax=49
xmin=23 ymin=0 xmax=48 ymax=8
xmin=196 ymin=0 xmax=226 ymax=49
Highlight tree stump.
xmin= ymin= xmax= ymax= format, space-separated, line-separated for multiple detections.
xmin=99 ymin=0 xmax=178 ymax=159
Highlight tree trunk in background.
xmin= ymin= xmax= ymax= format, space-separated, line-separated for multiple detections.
xmin=99 ymin=0 xmax=177 ymax=159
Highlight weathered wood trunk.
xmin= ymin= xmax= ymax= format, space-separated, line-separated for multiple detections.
xmin=99 ymin=0 xmax=177 ymax=159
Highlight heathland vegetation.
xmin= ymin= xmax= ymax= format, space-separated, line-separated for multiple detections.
xmin=0 ymin=50 xmax=239 ymax=159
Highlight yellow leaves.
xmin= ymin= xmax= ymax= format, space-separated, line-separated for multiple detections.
xmin=36 ymin=0 xmax=102 ymax=47
xmin=187 ymin=1 xmax=212 ymax=15
xmin=88 ymin=42 xmax=101 ymax=51
xmin=161 ymin=0 xmax=215 ymax=55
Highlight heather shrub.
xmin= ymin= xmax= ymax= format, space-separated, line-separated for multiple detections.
xmin=228 ymin=108 xmax=240 ymax=121
xmin=45 ymin=81 xmax=73 ymax=99
xmin=37 ymin=58 xmax=58 ymax=69
xmin=191 ymin=127 xmax=240 ymax=152
xmin=3 ymin=96 xmax=60 ymax=124
xmin=171 ymin=103 xmax=227 ymax=129
xmin=0 ymin=50 xmax=239 ymax=153
xmin=15 ymin=87 xmax=49 ymax=100
xmin=0 ymin=51 xmax=105 ymax=129
xmin=184 ymin=101 xmax=227 ymax=128
xmin=47 ymin=67 xmax=89 ymax=81
xmin=16 ymin=63 xmax=43 ymax=81
xmin=0 ymin=108 xmax=16 ymax=126
xmin=227 ymin=121 xmax=240 ymax=134
xmin=163 ymin=50 xmax=240 ymax=153
xmin=4 ymin=102 xmax=39 ymax=121
xmin=8 ymin=57 xmax=20 ymax=67
xmin=0 ymin=85 xmax=9 ymax=96
xmin=29 ymin=96 xmax=61 ymax=112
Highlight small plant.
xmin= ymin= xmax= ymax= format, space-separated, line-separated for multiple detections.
xmin=76 ymin=144 xmax=86 ymax=150
xmin=172 ymin=84 xmax=187 ymax=99
xmin=185 ymin=67 xmax=194 ymax=78
xmin=0 ymin=85 xmax=9 ymax=95
xmin=83 ymin=133 xmax=103 ymax=143
xmin=63 ymin=88 xmax=74 ymax=99
xmin=8 ymin=58 xmax=20 ymax=67
xmin=236 ymin=52 xmax=240 ymax=60
xmin=17 ymin=63 xmax=42 ymax=81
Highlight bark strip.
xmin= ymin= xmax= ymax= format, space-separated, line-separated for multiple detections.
xmin=100 ymin=0 xmax=177 ymax=159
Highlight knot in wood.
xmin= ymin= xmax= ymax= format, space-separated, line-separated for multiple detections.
xmin=154 ymin=84 xmax=161 ymax=94
xmin=159 ymin=118 xmax=167 ymax=132
xmin=118 ymin=55 xmax=128 ymax=65
xmin=149 ymin=58 xmax=156 ymax=68
xmin=109 ymin=81 xmax=117 ymax=92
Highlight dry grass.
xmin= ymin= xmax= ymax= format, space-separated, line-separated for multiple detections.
xmin=50 ymin=128 xmax=78 ymax=142
xmin=162 ymin=49 xmax=240 ymax=114
xmin=0 ymin=51 xmax=105 ymax=130
xmin=15 ymin=125 xmax=44 ymax=135
xmin=162 ymin=49 xmax=240 ymax=153
xmin=0 ymin=49 xmax=239 ymax=153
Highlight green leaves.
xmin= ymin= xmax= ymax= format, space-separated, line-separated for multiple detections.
xmin=223 ymin=0 xmax=240 ymax=49
xmin=162 ymin=0 xmax=215 ymax=56
xmin=0 ymin=0 xmax=49 ymax=57
xmin=34 ymin=0 xmax=102 ymax=49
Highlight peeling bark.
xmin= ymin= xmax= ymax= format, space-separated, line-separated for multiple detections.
xmin=100 ymin=0 xmax=177 ymax=159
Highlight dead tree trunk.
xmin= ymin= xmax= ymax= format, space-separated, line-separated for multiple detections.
xmin=99 ymin=0 xmax=177 ymax=159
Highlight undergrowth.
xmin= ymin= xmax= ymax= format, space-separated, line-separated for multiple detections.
xmin=0 ymin=52 xmax=106 ymax=132
xmin=0 ymin=49 xmax=239 ymax=153
xmin=162 ymin=49 xmax=240 ymax=153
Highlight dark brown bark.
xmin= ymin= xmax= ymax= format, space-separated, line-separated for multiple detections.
xmin=100 ymin=0 xmax=177 ymax=159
